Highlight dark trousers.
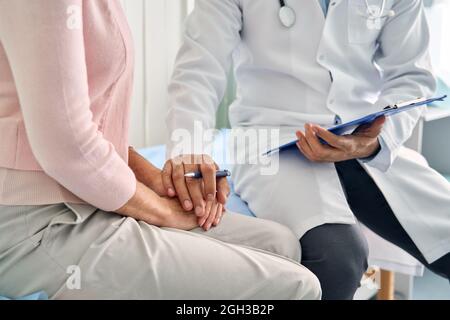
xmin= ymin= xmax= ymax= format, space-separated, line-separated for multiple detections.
xmin=299 ymin=160 xmax=450 ymax=300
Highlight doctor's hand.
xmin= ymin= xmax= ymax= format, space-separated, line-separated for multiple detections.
xmin=296 ymin=116 xmax=386 ymax=163
xmin=161 ymin=154 xmax=230 ymax=231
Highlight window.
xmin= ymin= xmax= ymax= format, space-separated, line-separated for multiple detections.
xmin=425 ymin=1 xmax=450 ymax=83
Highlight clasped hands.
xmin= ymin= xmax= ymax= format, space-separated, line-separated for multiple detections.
xmin=160 ymin=155 xmax=230 ymax=231
xmin=144 ymin=116 xmax=384 ymax=231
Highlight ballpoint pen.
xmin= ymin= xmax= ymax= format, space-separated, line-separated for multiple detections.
xmin=184 ymin=169 xmax=231 ymax=179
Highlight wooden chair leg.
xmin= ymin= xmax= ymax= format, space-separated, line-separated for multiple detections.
xmin=377 ymin=270 xmax=395 ymax=300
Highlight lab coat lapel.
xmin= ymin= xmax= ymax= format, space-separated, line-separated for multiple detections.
xmin=316 ymin=0 xmax=344 ymax=65
xmin=289 ymin=0 xmax=331 ymax=95
xmin=310 ymin=0 xmax=326 ymax=22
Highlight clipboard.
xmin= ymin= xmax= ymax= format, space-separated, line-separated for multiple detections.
xmin=264 ymin=95 xmax=447 ymax=156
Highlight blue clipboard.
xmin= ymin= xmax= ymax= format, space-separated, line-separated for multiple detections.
xmin=264 ymin=95 xmax=447 ymax=156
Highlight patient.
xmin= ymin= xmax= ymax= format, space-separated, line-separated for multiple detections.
xmin=0 ymin=0 xmax=320 ymax=299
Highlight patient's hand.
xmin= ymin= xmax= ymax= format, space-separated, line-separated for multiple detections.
xmin=161 ymin=197 xmax=200 ymax=231
xmin=160 ymin=196 xmax=223 ymax=231
xmin=161 ymin=154 xmax=230 ymax=231
xmin=116 ymin=181 xmax=199 ymax=231
xmin=128 ymin=147 xmax=166 ymax=196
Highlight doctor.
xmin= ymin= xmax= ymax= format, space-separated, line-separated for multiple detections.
xmin=164 ymin=0 xmax=450 ymax=299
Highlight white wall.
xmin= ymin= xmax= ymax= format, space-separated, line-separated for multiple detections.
xmin=120 ymin=0 xmax=193 ymax=148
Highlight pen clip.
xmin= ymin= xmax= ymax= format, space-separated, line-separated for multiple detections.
xmin=394 ymin=97 xmax=426 ymax=108
xmin=222 ymin=169 xmax=231 ymax=177
xmin=383 ymin=97 xmax=425 ymax=111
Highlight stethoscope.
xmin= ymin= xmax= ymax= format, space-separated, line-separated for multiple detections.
xmin=278 ymin=0 xmax=396 ymax=28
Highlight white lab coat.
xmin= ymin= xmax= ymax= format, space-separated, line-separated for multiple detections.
xmin=167 ymin=0 xmax=450 ymax=263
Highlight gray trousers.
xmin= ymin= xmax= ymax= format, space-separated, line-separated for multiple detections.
xmin=0 ymin=203 xmax=320 ymax=300
xmin=300 ymin=160 xmax=450 ymax=300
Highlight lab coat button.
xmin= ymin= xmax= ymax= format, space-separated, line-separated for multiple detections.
xmin=329 ymin=99 xmax=335 ymax=105
xmin=318 ymin=54 xmax=325 ymax=61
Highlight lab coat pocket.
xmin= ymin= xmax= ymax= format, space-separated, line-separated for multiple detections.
xmin=347 ymin=0 xmax=385 ymax=45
